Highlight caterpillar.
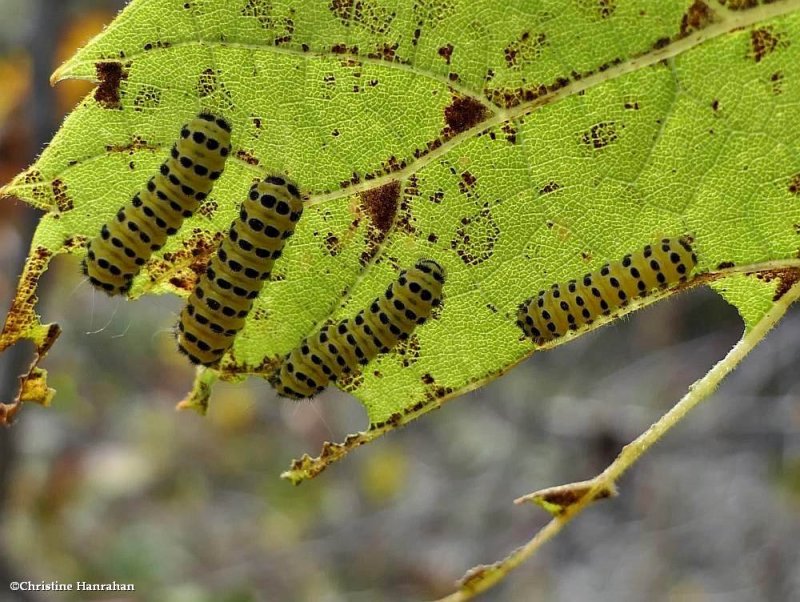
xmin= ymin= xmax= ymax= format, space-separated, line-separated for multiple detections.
xmin=517 ymin=237 xmax=697 ymax=345
xmin=271 ymin=259 xmax=445 ymax=400
xmin=83 ymin=113 xmax=232 ymax=295
xmin=177 ymin=174 xmax=303 ymax=366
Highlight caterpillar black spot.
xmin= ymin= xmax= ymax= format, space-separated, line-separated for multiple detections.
xmin=517 ymin=236 xmax=697 ymax=344
xmin=177 ymin=174 xmax=304 ymax=366
xmin=272 ymin=259 xmax=446 ymax=400
xmin=83 ymin=113 xmax=232 ymax=295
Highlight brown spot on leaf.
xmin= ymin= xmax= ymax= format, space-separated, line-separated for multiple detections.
xmin=337 ymin=369 xmax=364 ymax=393
xmin=360 ymin=180 xmax=400 ymax=234
xmin=20 ymin=169 xmax=52 ymax=209
xmin=501 ymin=123 xmax=517 ymax=144
xmin=395 ymin=334 xmax=421 ymax=368
xmin=251 ymin=307 xmax=269 ymax=321
xmin=94 ymin=62 xmax=127 ymax=109
xmin=581 ymin=121 xmax=619 ymax=150
xmin=503 ymin=31 xmax=547 ymax=68
xmin=717 ymin=261 xmax=735 ymax=269
xmin=329 ymin=0 xmax=396 ymax=34
xmin=393 ymin=184 xmax=417 ymax=237
xmin=770 ymin=71 xmax=784 ymax=95
xmin=598 ymin=0 xmax=616 ymax=18
xmin=51 ymin=179 xmax=72 ymax=213
xmin=459 ymin=171 xmax=476 ymax=193
xmin=105 ymin=136 xmax=157 ymax=154
xmin=241 ymin=0 xmax=274 ymax=26
xmin=485 ymin=73 xmax=573 ymax=109
xmin=367 ymin=41 xmax=400 ymax=61
xmin=241 ymin=0 xmax=295 ymax=43
xmin=411 ymin=138 xmax=443 ymax=160
xmin=235 ymin=149 xmax=259 ymax=166
xmin=143 ymin=40 xmax=171 ymax=51
xmin=152 ymin=231 xmax=223 ymax=292
xmin=324 ymin=233 xmax=341 ymax=256
xmin=197 ymin=200 xmax=218 ymax=218
xmin=450 ymin=205 xmax=500 ymax=266
xmin=379 ymin=156 xmax=405 ymax=176
xmin=197 ymin=68 xmax=220 ymax=98
xmin=680 ymin=1 xmax=716 ymax=38
xmin=437 ymin=43 xmax=453 ymax=64
xmin=357 ymin=181 xmax=402 ymax=266
xmin=539 ymin=181 xmax=561 ymax=195
xmin=763 ymin=268 xmax=800 ymax=301
xmin=653 ymin=37 xmax=671 ymax=50
xmin=749 ymin=27 xmax=785 ymax=63
xmin=429 ymin=189 xmax=444 ymax=204
xmin=62 ymin=235 xmax=88 ymax=253
xmin=443 ymin=95 xmax=489 ymax=136
xmin=412 ymin=0 xmax=456 ymax=28
xmin=132 ymin=84 xmax=162 ymax=111
xmin=788 ymin=173 xmax=800 ymax=195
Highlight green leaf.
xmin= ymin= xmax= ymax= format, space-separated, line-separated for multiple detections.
xmin=3 ymin=0 xmax=800 ymax=439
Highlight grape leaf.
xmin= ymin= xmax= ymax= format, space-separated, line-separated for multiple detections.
xmin=2 ymin=0 xmax=800 ymax=468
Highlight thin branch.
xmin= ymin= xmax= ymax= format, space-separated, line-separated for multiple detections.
xmin=437 ymin=276 xmax=800 ymax=601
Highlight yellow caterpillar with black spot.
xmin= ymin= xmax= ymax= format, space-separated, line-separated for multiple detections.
xmin=272 ymin=259 xmax=446 ymax=400
xmin=83 ymin=113 xmax=232 ymax=295
xmin=177 ymin=175 xmax=303 ymax=366
xmin=517 ymin=237 xmax=697 ymax=344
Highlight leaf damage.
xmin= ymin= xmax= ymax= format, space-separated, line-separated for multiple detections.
xmin=680 ymin=1 xmax=717 ymax=38
xmin=51 ymin=179 xmax=73 ymax=213
xmin=328 ymin=0 xmax=396 ymax=35
xmin=359 ymin=180 xmax=400 ymax=234
xmin=94 ymin=61 xmax=127 ymax=109
xmin=581 ymin=120 xmax=620 ymax=150
xmin=147 ymin=231 xmax=224 ymax=294
xmin=749 ymin=26 xmax=787 ymax=62
xmin=443 ymin=94 xmax=490 ymax=137
xmin=282 ymin=395 xmax=441 ymax=484
xmin=753 ymin=267 xmax=800 ymax=301
xmin=789 ymin=172 xmax=800 ymax=195
xmin=0 ymin=246 xmax=61 ymax=425
xmin=503 ymin=31 xmax=547 ymax=69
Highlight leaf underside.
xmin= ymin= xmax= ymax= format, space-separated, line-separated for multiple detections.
xmin=2 ymin=1 xmax=800 ymax=466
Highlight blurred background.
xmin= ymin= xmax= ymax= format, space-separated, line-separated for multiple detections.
xmin=0 ymin=1 xmax=799 ymax=601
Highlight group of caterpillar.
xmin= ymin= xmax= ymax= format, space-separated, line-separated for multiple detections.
xmin=83 ymin=113 xmax=448 ymax=399
xmin=84 ymin=115 xmax=699 ymax=399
